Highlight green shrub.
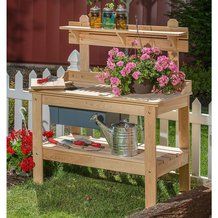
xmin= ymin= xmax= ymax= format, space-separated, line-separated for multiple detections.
xmin=181 ymin=62 xmax=211 ymax=106
xmin=168 ymin=0 xmax=211 ymax=68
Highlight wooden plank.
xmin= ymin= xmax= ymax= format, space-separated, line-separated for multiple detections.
xmin=42 ymin=95 xmax=146 ymax=116
xmin=42 ymin=135 xmax=188 ymax=178
xmin=60 ymin=25 xmax=187 ymax=37
xmin=178 ymin=104 xmax=190 ymax=192
xmin=32 ymin=93 xmax=43 ymax=184
xmin=144 ymin=106 xmax=157 ymax=208
xmin=72 ymin=33 xmax=188 ymax=52
xmin=191 ymin=99 xmax=201 ymax=176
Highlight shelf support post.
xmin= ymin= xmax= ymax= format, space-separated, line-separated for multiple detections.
xmin=144 ymin=106 xmax=157 ymax=208
xmin=178 ymin=98 xmax=190 ymax=192
xmin=32 ymin=93 xmax=43 ymax=184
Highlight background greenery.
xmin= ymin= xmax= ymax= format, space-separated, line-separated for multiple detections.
xmin=168 ymin=0 xmax=211 ymax=106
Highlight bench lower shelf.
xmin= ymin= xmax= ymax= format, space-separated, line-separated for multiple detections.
xmin=43 ymin=135 xmax=188 ymax=178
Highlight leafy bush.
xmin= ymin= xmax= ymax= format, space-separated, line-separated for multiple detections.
xmin=168 ymin=0 xmax=211 ymax=68
xmin=181 ymin=62 xmax=211 ymax=106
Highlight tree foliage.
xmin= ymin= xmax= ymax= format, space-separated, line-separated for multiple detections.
xmin=168 ymin=0 xmax=211 ymax=68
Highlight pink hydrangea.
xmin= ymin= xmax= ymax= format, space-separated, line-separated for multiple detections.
xmin=108 ymin=47 xmax=119 ymax=57
xmin=110 ymin=77 xmax=121 ymax=86
xmin=140 ymin=53 xmax=150 ymax=61
xmin=107 ymin=59 xmax=115 ymax=70
xmin=120 ymin=68 xmax=127 ymax=77
xmin=142 ymin=47 xmax=152 ymax=54
xmin=96 ymin=71 xmax=110 ymax=83
xmin=151 ymin=47 xmax=161 ymax=55
xmin=116 ymin=61 xmax=124 ymax=67
xmin=132 ymin=39 xmax=139 ymax=46
xmin=178 ymin=71 xmax=185 ymax=80
xmin=116 ymin=51 xmax=125 ymax=58
xmin=168 ymin=61 xmax=179 ymax=73
xmin=157 ymin=75 xmax=169 ymax=87
xmin=112 ymin=86 xmax=121 ymax=96
xmin=125 ymin=62 xmax=136 ymax=74
xmin=132 ymin=71 xmax=141 ymax=80
xmin=155 ymin=55 xmax=170 ymax=72
xmin=171 ymin=74 xmax=181 ymax=86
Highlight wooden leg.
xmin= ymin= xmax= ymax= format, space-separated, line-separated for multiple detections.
xmin=32 ymin=94 xmax=43 ymax=184
xmin=144 ymin=106 xmax=157 ymax=208
xmin=178 ymin=105 xmax=190 ymax=192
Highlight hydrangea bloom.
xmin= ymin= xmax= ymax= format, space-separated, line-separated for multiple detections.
xmin=110 ymin=77 xmax=121 ymax=86
xmin=116 ymin=51 xmax=125 ymax=58
xmin=108 ymin=47 xmax=119 ymax=57
xmin=132 ymin=71 xmax=141 ymax=80
xmin=107 ymin=59 xmax=115 ymax=70
xmin=157 ymin=75 xmax=169 ymax=87
xmin=140 ymin=53 xmax=150 ymax=61
xmin=112 ymin=86 xmax=121 ymax=96
xmin=116 ymin=61 xmax=124 ymax=67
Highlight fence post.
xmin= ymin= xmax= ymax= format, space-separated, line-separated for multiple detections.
xmin=42 ymin=68 xmax=51 ymax=131
xmin=160 ymin=119 xmax=168 ymax=146
xmin=208 ymin=102 xmax=212 ymax=179
xmin=191 ymin=98 xmax=201 ymax=176
xmin=28 ymin=70 xmax=37 ymax=130
xmin=68 ymin=50 xmax=80 ymax=71
xmin=14 ymin=71 xmax=23 ymax=130
xmin=55 ymin=66 xmax=66 ymax=137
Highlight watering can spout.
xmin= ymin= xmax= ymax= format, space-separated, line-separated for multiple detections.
xmin=90 ymin=114 xmax=113 ymax=148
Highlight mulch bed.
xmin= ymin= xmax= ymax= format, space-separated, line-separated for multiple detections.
xmin=7 ymin=171 xmax=28 ymax=189
xmin=129 ymin=183 xmax=211 ymax=218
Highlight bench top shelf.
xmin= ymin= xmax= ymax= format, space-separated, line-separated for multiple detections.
xmin=60 ymin=25 xmax=186 ymax=37
xmin=31 ymin=82 xmax=191 ymax=106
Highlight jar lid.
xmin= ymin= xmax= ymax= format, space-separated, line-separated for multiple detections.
xmin=116 ymin=5 xmax=127 ymax=14
xmin=90 ymin=6 xmax=100 ymax=12
xmin=103 ymin=7 xmax=114 ymax=13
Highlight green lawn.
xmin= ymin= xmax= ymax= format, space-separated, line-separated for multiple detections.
xmin=7 ymin=121 xmax=209 ymax=217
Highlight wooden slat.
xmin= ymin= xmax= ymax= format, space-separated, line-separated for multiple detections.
xmin=60 ymin=25 xmax=187 ymax=37
xmin=42 ymin=135 xmax=188 ymax=178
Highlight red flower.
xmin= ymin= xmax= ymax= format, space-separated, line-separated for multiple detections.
xmin=21 ymin=133 xmax=32 ymax=155
xmin=7 ymin=136 xmax=15 ymax=155
xmin=20 ymin=156 xmax=35 ymax=173
xmin=43 ymin=131 xmax=54 ymax=139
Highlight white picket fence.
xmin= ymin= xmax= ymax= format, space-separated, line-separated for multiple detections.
xmin=7 ymin=50 xmax=212 ymax=180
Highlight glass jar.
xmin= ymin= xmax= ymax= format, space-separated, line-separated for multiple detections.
xmin=89 ymin=6 xmax=101 ymax=28
xmin=102 ymin=7 xmax=115 ymax=29
xmin=116 ymin=5 xmax=127 ymax=30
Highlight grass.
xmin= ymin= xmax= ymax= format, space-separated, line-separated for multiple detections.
xmin=7 ymin=118 xmax=209 ymax=217
xmin=8 ymin=169 xmax=182 ymax=218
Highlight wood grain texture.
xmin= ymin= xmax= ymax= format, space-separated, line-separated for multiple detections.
xmin=144 ymin=106 xmax=157 ymax=208
xmin=178 ymin=104 xmax=190 ymax=192
xmin=32 ymin=93 xmax=43 ymax=184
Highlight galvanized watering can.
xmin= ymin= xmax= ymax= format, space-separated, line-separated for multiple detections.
xmin=90 ymin=114 xmax=138 ymax=157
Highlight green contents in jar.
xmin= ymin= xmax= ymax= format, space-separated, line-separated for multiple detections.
xmin=89 ymin=6 xmax=102 ymax=28
xmin=102 ymin=7 xmax=115 ymax=29
xmin=116 ymin=5 xmax=127 ymax=30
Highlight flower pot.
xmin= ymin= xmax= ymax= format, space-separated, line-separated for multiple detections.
xmin=132 ymin=79 xmax=153 ymax=94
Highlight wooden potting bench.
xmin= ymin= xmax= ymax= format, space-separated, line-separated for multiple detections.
xmin=31 ymin=16 xmax=191 ymax=208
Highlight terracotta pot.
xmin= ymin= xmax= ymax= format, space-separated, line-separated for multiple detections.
xmin=132 ymin=79 xmax=153 ymax=94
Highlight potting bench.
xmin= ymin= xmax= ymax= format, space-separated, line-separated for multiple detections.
xmin=31 ymin=16 xmax=191 ymax=208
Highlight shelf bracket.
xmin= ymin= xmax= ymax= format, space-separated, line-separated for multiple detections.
xmin=116 ymin=32 xmax=126 ymax=47
xmin=70 ymin=31 xmax=80 ymax=43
